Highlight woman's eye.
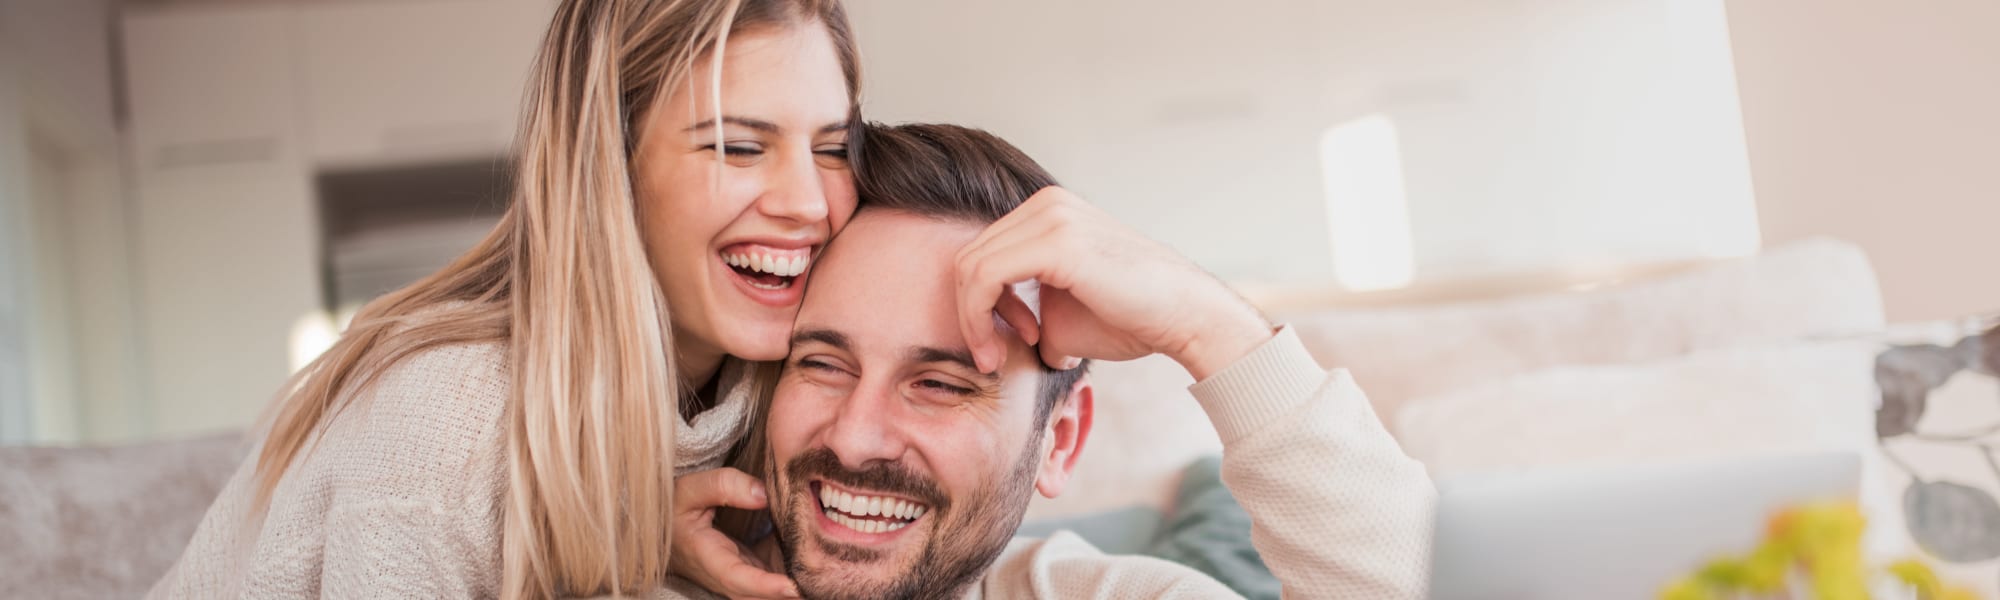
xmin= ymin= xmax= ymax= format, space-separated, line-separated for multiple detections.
xmin=700 ymin=144 xmax=763 ymax=158
xmin=813 ymin=146 xmax=849 ymax=168
xmin=914 ymin=379 xmax=975 ymax=396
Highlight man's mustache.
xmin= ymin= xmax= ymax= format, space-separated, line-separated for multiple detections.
xmin=784 ymin=447 xmax=950 ymax=513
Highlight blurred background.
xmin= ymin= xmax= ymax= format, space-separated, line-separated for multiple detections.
xmin=0 ymin=0 xmax=1994 ymax=445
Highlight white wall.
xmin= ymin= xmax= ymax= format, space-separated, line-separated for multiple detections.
xmin=1 ymin=0 xmax=147 ymax=443
xmin=1726 ymin=0 xmax=2000 ymax=323
xmin=0 ymin=47 xmax=34 ymax=443
xmin=115 ymin=0 xmax=550 ymax=440
xmin=849 ymin=0 xmax=1760 ymax=286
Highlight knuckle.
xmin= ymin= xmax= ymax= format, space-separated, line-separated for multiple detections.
xmin=965 ymin=261 xmax=993 ymax=286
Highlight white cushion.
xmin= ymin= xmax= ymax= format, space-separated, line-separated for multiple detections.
xmin=1285 ymin=238 xmax=1885 ymax=422
xmin=1394 ymin=339 xmax=1901 ymax=558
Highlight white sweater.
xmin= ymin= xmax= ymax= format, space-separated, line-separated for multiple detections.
xmin=146 ymin=342 xmax=761 ymax=599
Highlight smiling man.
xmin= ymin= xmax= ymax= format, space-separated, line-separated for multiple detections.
xmin=667 ymin=122 xmax=1436 ymax=599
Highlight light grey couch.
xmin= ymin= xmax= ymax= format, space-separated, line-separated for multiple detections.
xmin=0 ymin=432 xmax=244 ymax=599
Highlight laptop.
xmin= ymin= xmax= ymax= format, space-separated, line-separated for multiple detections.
xmin=1428 ymin=452 xmax=1862 ymax=600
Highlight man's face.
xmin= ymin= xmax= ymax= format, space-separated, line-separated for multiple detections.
xmin=763 ymin=209 xmax=1083 ymax=600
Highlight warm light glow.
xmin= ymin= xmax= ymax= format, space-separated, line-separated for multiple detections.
xmin=288 ymin=311 xmax=339 ymax=373
xmin=1320 ymin=115 xmax=1415 ymax=291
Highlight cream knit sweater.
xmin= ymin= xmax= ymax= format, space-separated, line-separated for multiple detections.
xmin=152 ymin=328 xmax=1435 ymax=599
xmin=649 ymin=327 xmax=1437 ymax=599
xmin=146 ymin=342 xmax=761 ymax=599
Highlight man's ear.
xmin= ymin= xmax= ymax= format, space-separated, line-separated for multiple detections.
xmin=1035 ymin=376 xmax=1093 ymax=499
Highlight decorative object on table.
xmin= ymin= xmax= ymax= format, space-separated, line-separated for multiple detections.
xmin=1657 ymin=501 xmax=1980 ymax=600
xmin=1875 ymin=321 xmax=2000 ymax=595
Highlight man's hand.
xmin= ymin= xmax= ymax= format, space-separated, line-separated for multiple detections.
xmin=668 ymin=468 xmax=799 ymax=600
xmin=955 ymin=186 xmax=1272 ymax=381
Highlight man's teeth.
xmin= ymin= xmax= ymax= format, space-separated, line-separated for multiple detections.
xmin=819 ymin=486 xmax=928 ymax=524
xmin=724 ymin=252 xmax=808 ymax=277
xmin=823 ymin=509 xmax=912 ymax=534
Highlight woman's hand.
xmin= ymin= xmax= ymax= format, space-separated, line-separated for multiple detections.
xmin=955 ymin=186 xmax=1273 ymax=381
xmin=668 ymin=468 xmax=798 ymax=599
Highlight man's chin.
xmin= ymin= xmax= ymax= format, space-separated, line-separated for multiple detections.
xmin=788 ymin=541 xmax=921 ymax=600
xmin=788 ymin=520 xmax=928 ymax=596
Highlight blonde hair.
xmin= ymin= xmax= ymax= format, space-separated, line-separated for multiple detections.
xmin=249 ymin=1 xmax=858 ymax=598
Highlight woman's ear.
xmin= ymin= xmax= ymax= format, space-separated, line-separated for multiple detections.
xmin=1035 ymin=376 xmax=1094 ymax=499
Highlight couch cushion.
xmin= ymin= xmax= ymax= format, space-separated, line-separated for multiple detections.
xmin=1393 ymin=339 xmax=1898 ymax=559
xmin=1282 ymin=238 xmax=1885 ymax=422
xmin=1872 ymin=319 xmax=2000 ymax=598
xmin=0 ymin=432 xmax=245 ymax=599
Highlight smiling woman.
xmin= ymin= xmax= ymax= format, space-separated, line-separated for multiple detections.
xmin=144 ymin=1 xmax=861 ymax=600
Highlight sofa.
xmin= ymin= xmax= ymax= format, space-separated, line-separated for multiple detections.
xmin=1 ymin=237 xmax=1916 ymax=598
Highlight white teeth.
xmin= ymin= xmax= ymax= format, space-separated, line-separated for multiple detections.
xmin=819 ymin=485 xmax=928 ymax=530
xmin=724 ymin=251 xmax=810 ymax=277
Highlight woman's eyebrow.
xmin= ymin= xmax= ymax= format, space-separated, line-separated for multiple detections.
xmin=683 ymin=115 xmax=780 ymax=134
xmin=682 ymin=117 xmax=849 ymax=136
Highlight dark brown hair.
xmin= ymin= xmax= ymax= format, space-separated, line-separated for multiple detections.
xmin=852 ymin=122 xmax=1090 ymax=424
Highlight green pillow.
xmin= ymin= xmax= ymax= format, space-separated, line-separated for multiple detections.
xmin=1145 ymin=455 xmax=1279 ymax=600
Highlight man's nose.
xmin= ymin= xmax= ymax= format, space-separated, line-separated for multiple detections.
xmin=822 ymin=379 xmax=910 ymax=470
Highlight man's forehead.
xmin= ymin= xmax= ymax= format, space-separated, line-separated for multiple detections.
xmin=796 ymin=210 xmax=983 ymax=353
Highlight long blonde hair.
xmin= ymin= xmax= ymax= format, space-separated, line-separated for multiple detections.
xmin=249 ymin=1 xmax=859 ymax=598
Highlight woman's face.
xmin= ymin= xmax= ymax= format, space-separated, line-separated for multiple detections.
xmin=635 ymin=22 xmax=856 ymax=366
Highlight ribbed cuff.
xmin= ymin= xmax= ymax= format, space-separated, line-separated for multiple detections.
xmin=1186 ymin=325 xmax=1328 ymax=445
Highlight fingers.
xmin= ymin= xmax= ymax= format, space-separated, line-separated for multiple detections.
xmin=1032 ymin=288 xmax=1081 ymax=370
xmin=711 ymin=554 xmax=798 ymax=599
xmin=675 ymin=468 xmax=768 ymax=512
xmin=960 ymin=190 xmax=1088 ymax=372
xmin=955 ymin=228 xmax=1071 ymax=373
xmin=683 ymin=529 xmax=799 ymax=599
xmin=994 ymin=284 xmax=1041 ymax=347
xmin=672 ymin=469 xmax=798 ymax=598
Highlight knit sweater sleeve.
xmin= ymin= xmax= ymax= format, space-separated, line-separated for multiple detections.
xmin=1185 ymin=326 xmax=1436 ymax=599
xmin=986 ymin=327 xmax=1437 ymax=599
xmin=315 ymin=342 xmax=511 ymax=598
xmin=147 ymin=341 xmax=511 ymax=599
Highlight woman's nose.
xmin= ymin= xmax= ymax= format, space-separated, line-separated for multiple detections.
xmin=756 ymin=149 xmax=831 ymax=225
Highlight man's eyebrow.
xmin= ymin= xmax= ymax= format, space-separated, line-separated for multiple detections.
xmin=682 ymin=116 xmax=852 ymax=136
xmin=911 ymin=347 xmax=998 ymax=381
xmin=790 ymin=328 xmax=850 ymax=351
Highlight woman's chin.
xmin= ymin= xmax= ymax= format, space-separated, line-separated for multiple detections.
xmin=718 ymin=320 xmax=795 ymax=363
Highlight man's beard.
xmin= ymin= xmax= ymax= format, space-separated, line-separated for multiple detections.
xmin=768 ymin=438 xmax=1044 ymax=600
